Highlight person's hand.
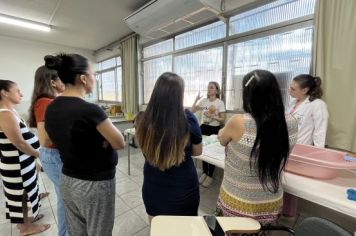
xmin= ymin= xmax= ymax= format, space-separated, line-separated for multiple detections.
xmin=35 ymin=162 xmax=42 ymax=173
xmin=103 ymin=140 xmax=110 ymax=148
xmin=195 ymin=91 xmax=203 ymax=102
xmin=203 ymin=111 xmax=213 ymax=118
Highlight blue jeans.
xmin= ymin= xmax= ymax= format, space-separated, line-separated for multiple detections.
xmin=40 ymin=147 xmax=68 ymax=236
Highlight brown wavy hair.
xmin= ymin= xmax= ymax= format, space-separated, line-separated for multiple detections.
xmin=293 ymin=74 xmax=323 ymax=101
xmin=206 ymin=81 xmax=221 ymax=99
xmin=28 ymin=66 xmax=59 ymax=128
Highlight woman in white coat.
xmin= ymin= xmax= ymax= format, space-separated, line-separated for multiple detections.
xmin=283 ymin=74 xmax=329 ymax=217
xmin=288 ymin=74 xmax=328 ymax=147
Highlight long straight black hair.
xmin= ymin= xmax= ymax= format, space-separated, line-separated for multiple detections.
xmin=135 ymin=72 xmax=189 ymax=171
xmin=243 ymin=69 xmax=290 ymax=193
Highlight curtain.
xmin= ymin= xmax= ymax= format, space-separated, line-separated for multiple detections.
xmin=121 ymin=35 xmax=138 ymax=120
xmin=314 ymin=0 xmax=356 ymax=152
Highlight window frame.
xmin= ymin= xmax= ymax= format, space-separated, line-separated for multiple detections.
xmin=140 ymin=0 xmax=316 ymax=111
xmin=96 ymin=56 xmax=122 ymax=103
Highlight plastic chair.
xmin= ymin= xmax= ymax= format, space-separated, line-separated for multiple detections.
xmin=261 ymin=217 xmax=352 ymax=236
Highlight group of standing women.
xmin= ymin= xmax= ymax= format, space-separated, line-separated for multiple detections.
xmin=0 ymin=49 xmax=328 ymax=236
xmin=0 ymin=53 xmax=125 ymax=236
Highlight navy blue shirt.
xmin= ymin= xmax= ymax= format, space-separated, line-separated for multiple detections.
xmin=45 ymin=96 xmax=117 ymax=181
xmin=142 ymin=110 xmax=202 ymax=216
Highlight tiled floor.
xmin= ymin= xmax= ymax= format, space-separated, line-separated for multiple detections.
xmin=0 ymin=146 xmax=218 ymax=236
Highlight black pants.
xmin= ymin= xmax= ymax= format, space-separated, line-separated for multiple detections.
xmin=200 ymin=124 xmax=221 ymax=177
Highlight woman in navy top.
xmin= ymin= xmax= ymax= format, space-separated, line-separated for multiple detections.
xmin=136 ymin=72 xmax=202 ymax=223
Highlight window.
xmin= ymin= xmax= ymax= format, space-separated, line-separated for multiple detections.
xmin=174 ymin=47 xmax=223 ymax=106
xmin=97 ymin=57 xmax=122 ymax=102
xmin=143 ymin=39 xmax=173 ymax=58
xmin=226 ymin=27 xmax=313 ymax=110
xmin=141 ymin=0 xmax=316 ymax=110
xmin=143 ymin=56 xmax=172 ymax=103
xmin=142 ymin=21 xmax=226 ymax=105
xmin=175 ymin=21 xmax=226 ymax=50
xmin=229 ymin=0 xmax=316 ymax=35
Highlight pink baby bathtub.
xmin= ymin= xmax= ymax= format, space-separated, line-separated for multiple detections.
xmin=285 ymin=144 xmax=356 ymax=179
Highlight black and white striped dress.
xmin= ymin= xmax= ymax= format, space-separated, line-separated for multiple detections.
xmin=0 ymin=109 xmax=40 ymax=223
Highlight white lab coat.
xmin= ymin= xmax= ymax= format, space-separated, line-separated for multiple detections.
xmin=288 ymin=97 xmax=329 ymax=147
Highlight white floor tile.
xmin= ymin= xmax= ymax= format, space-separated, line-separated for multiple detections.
xmin=0 ymin=222 xmax=11 ymax=236
xmin=132 ymin=204 xmax=149 ymax=224
xmin=112 ymin=211 xmax=148 ymax=235
xmin=116 ymin=178 xmax=140 ymax=196
xmin=115 ymin=196 xmax=131 ymax=217
xmin=121 ymin=190 xmax=144 ymax=209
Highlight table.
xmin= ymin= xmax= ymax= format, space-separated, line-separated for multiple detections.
xmin=150 ymin=216 xmax=261 ymax=236
xmin=123 ymin=130 xmax=356 ymax=218
xmin=194 ymin=142 xmax=356 ymax=219
xmin=124 ymin=128 xmax=135 ymax=175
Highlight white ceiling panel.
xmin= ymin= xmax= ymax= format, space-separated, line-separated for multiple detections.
xmin=0 ymin=0 xmax=151 ymax=50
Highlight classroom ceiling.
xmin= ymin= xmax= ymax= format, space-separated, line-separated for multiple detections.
xmin=0 ymin=0 xmax=152 ymax=51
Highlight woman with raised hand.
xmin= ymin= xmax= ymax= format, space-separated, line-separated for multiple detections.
xmin=191 ymin=81 xmax=225 ymax=188
xmin=28 ymin=65 xmax=68 ymax=236
xmin=136 ymin=72 xmax=202 ymax=223
xmin=217 ymin=70 xmax=298 ymax=225
xmin=44 ymin=53 xmax=125 ymax=236
xmin=0 ymin=80 xmax=50 ymax=235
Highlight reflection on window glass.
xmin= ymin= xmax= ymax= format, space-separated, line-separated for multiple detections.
xmin=175 ymin=21 xmax=226 ymax=50
xmin=143 ymin=56 xmax=172 ymax=103
xmin=101 ymin=58 xmax=117 ymax=70
xmin=143 ymin=39 xmax=173 ymax=58
xmin=230 ymin=0 xmax=316 ymax=35
xmin=96 ymin=57 xmax=122 ymax=102
xmin=116 ymin=57 xmax=122 ymax=66
xmin=174 ymin=47 xmax=223 ymax=106
xmin=101 ymin=70 xmax=116 ymax=101
xmin=96 ymin=74 xmax=102 ymax=100
xmin=226 ymin=27 xmax=313 ymax=111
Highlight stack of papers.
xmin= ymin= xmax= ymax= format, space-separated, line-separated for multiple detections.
xmin=203 ymin=142 xmax=225 ymax=161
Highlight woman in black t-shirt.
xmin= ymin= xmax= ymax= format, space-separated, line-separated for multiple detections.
xmin=44 ymin=53 xmax=125 ymax=236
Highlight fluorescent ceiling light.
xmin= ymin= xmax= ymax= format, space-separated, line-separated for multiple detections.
xmin=0 ymin=13 xmax=51 ymax=32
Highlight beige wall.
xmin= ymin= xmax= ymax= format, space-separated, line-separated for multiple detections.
xmin=0 ymin=35 xmax=95 ymax=118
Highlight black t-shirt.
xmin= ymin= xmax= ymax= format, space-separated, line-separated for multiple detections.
xmin=45 ymin=96 xmax=117 ymax=181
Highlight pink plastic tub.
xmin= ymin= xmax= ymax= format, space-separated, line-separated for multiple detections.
xmin=285 ymin=144 xmax=356 ymax=179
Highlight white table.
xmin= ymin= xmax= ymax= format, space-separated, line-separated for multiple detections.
xmin=151 ymin=216 xmax=261 ymax=236
xmin=123 ymin=131 xmax=356 ymax=218
xmin=194 ymin=142 xmax=356 ymax=219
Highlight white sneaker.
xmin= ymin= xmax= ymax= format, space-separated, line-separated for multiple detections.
xmin=199 ymin=173 xmax=207 ymax=184
xmin=202 ymin=176 xmax=213 ymax=188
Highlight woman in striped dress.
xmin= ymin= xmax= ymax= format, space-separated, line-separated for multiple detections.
xmin=217 ymin=70 xmax=298 ymax=225
xmin=0 ymin=80 xmax=50 ymax=235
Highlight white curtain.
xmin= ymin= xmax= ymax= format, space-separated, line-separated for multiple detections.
xmin=121 ymin=35 xmax=138 ymax=120
xmin=314 ymin=0 xmax=356 ymax=152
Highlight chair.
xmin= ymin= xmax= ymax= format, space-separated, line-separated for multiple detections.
xmin=261 ymin=217 xmax=352 ymax=236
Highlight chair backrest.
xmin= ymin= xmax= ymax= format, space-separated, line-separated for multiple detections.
xmin=295 ymin=217 xmax=352 ymax=236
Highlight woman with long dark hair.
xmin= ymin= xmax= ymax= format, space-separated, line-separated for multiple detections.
xmin=44 ymin=53 xmax=125 ymax=236
xmin=216 ymin=70 xmax=298 ymax=225
xmin=136 ymin=72 xmax=202 ymax=223
xmin=28 ymin=65 xmax=68 ymax=236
